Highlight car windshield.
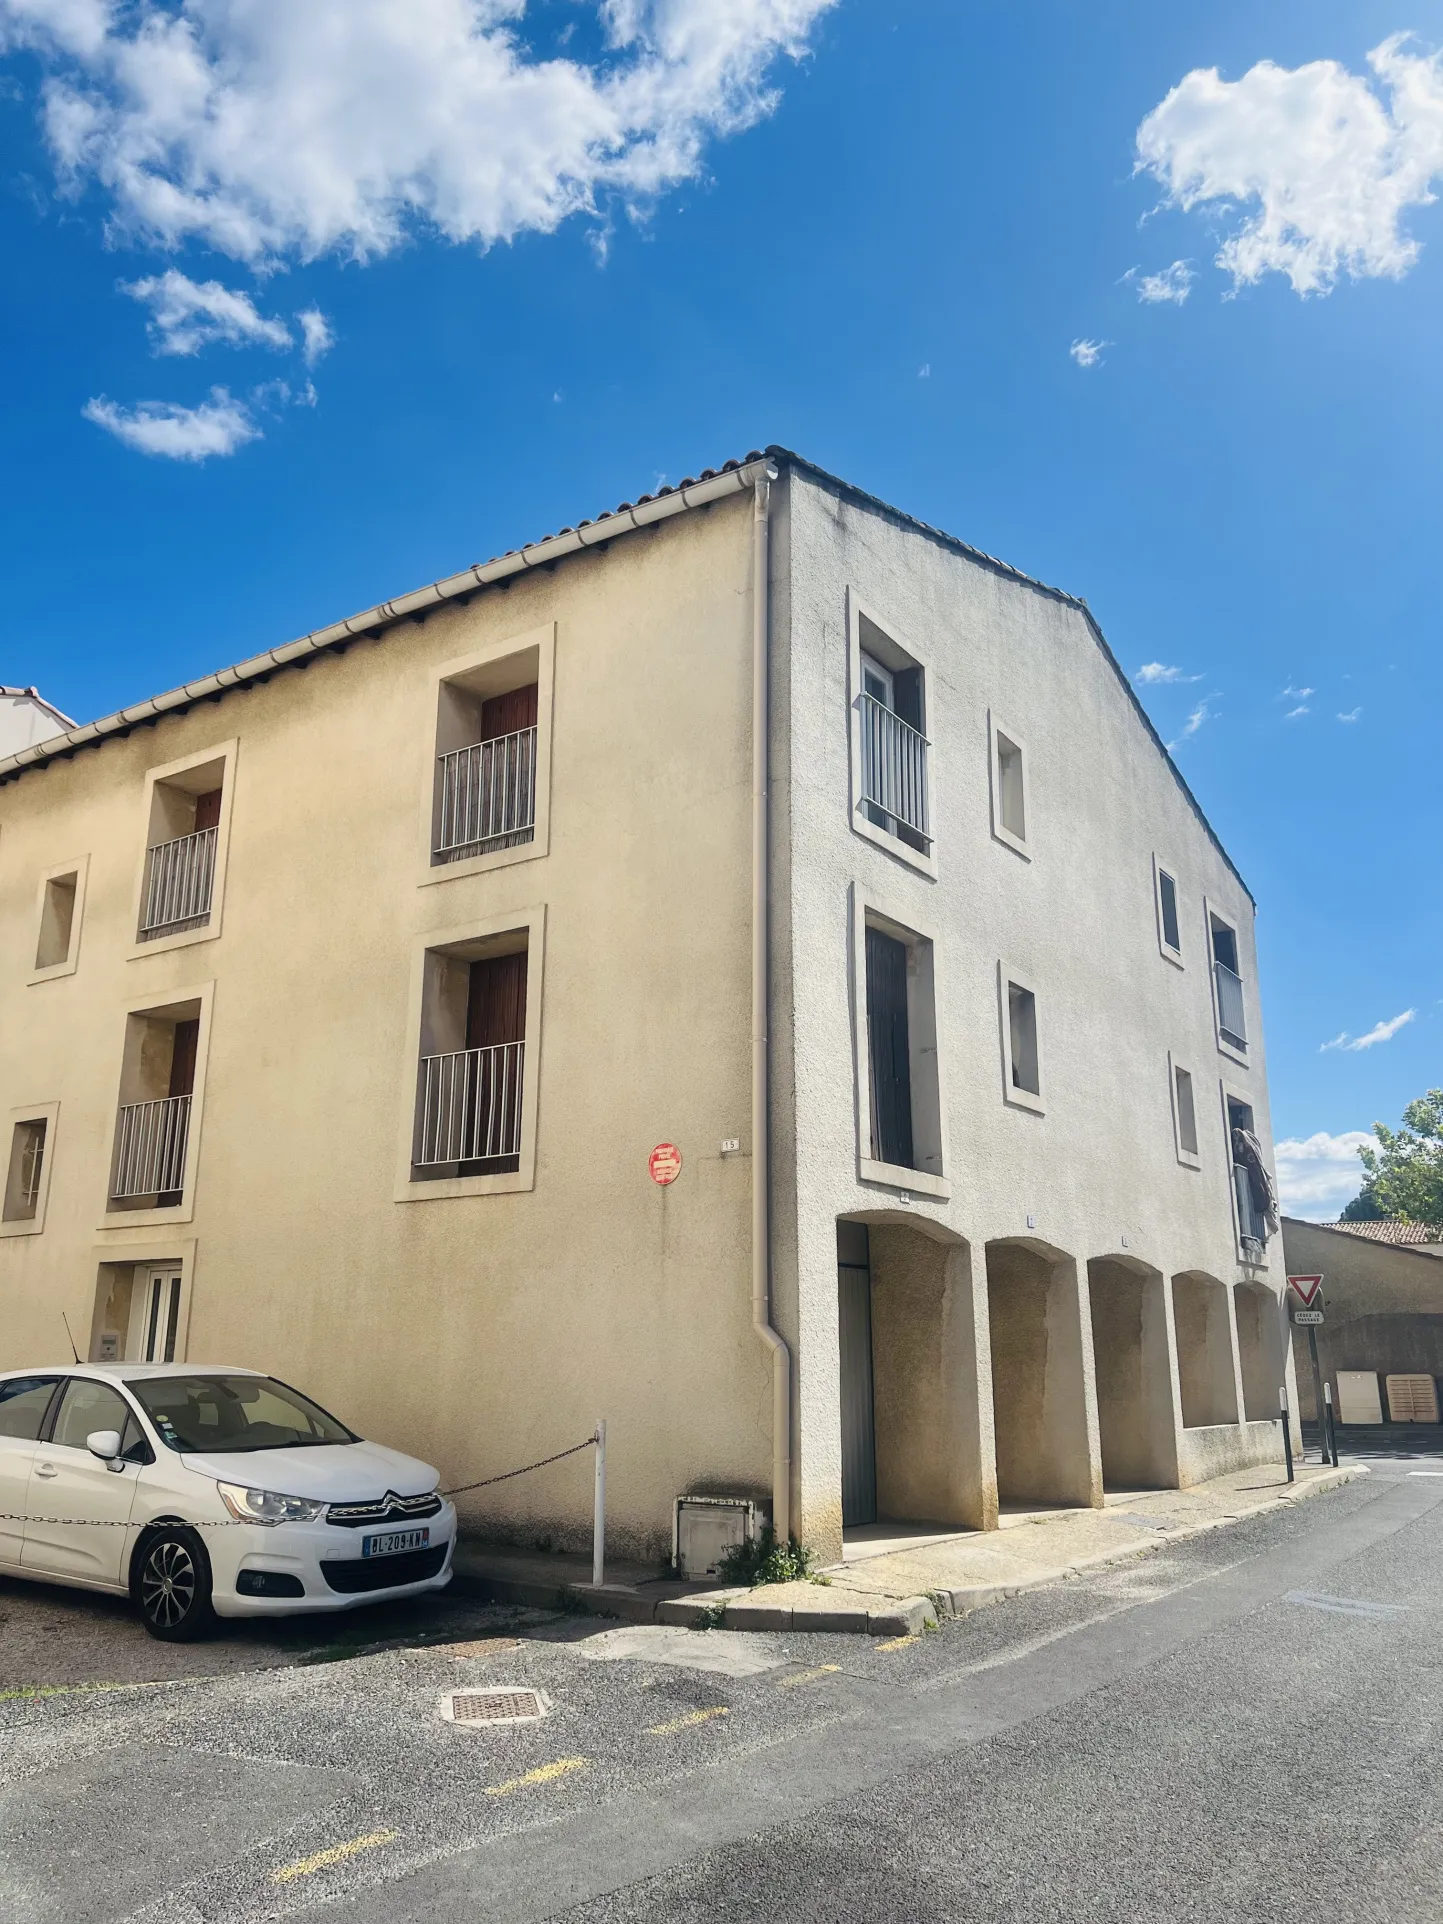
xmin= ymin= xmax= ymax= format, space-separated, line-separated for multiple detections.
xmin=129 ymin=1375 xmax=358 ymax=1454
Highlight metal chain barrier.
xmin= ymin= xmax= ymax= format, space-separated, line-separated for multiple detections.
xmin=0 ymin=1434 xmax=601 ymax=1529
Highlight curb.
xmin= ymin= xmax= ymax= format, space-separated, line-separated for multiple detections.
xmin=451 ymin=1465 xmax=1361 ymax=1637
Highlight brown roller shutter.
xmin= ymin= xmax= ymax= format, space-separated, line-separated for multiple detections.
xmin=169 ymin=1019 xmax=199 ymax=1099
xmin=480 ymin=683 xmax=538 ymax=741
xmin=193 ymin=789 xmax=223 ymax=832
xmin=466 ymin=952 xmax=528 ymax=1049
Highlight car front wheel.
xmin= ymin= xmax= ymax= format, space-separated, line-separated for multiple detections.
xmin=133 ymin=1526 xmax=214 ymax=1642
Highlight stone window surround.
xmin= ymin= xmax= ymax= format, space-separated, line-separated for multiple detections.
xmin=844 ymin=589 xmax=938 ymax=882
xmin=998 ymin=961 xmax=1045 ymax=1115
xmin=1153 ymin=853 xmax=1185 ymax=969
xmin=848 ymin=881 xmax=950 ymax=1202
xmin=987 ymin=711 xmax=1030 ymax=861
xmin=417 ymin=621 xmax=556 ymax=888
xmin=1168 ymin=1051 xmax=1202 ymax=1171
xmin=1 ymin=1099 xmax=61 ymax=1239
xmin=125 ymin=739 xmax=239 ymax=963
xmin=28 ymin=853 xmax=90 ymax=986
xmin=96 ymin=981 xmax=215 ymax=1233
xmin=392 ymin=903 xmax=546 ymax=1203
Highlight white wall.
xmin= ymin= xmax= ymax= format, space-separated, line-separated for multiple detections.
xmin=772 ymin=466 xmax=1286 ymax=1550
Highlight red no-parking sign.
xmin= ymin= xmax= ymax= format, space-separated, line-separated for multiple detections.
xmin=649 ymin=1142 xmax=682 ymax=1186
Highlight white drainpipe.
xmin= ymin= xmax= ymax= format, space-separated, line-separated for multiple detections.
xmin=751 ymin=462 xmax=793 ymax=1544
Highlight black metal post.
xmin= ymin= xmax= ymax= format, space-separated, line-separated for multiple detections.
xmin=1323 ymin=1380 xmax=1340 ymax=1467
xmin=1280 ymin=1385 xmax=1295 ymax=1482
xmin=1307 ymin=1325 xmax=1327 ymax=1465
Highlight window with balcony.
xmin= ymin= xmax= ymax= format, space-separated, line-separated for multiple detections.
xmin=1209 ymin=911 xmax=1247 ymax=1052
xmin=989 ymin=715 xmax=1030 ymax=857
xmin=848 ymin=599 xmax=932 ymax=872
xmin=107 ymin=1000 xmax=203 ymax=1213
xmin=397 ymin=909 xmax=544 ymax=1200
xmin=133 ymin=745 xmax=235 ymax=950
xmin=999 ymin=965 xmax=1044 ymax=1113
xmin=857 ymin=906 xmax=945 ymax=1192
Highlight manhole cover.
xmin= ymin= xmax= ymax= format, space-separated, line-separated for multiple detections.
xmin=441 ymin=1688 xmax=550 ymax=1726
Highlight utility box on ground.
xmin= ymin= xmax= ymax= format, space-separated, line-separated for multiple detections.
xmin=1385 ymin=1374 xmax=1440 ymax=1423
xmin=674 ymin=1496 xmax=758 ymax=1579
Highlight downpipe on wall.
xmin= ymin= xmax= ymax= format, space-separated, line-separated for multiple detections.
xmin=752 ymin=461 xmax=793 ymax=1545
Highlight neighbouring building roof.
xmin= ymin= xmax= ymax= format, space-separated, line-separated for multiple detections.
xmin=1318 ymin=1219 xmax=1443 ymax=1247
xmin=0 ymin=447 xmax=1248 ymax=898
xmin=0 ymin=685 xmax=74 ymax=727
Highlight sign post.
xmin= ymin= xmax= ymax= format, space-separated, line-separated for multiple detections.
xmin=1288 ymin=1274 xmax=1327 ymax=1463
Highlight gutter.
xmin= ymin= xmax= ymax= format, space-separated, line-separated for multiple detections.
xmin=751 ymin=461 xmax=793 ymax=1546
xmin=0 ymin=461 xmax=770 ymax=785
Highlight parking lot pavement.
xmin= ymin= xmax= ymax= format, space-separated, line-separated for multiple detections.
xmin=0 ymin=1569 xmax=551 ymax=1689
xmin=5 ymin=1466 xmax=1442 ymax=1924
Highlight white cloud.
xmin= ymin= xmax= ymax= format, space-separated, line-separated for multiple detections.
xmin=296 ymin=308 xmax=334 ymax=366
xmin=1136 ymin=34 xmax=1443 ymax=296
xmin=1274 ymin=1129 xmax=1374 ymax=1217
xmin=1127 ymin=260 xmax=1194 ymax=304
xmin=1321 ymin=1009 xmax=1416 ymax=1052
xmin=82 ymin=386 xmax=258 ymax=459
xmin=0 ymin=0 xmax=837 ymax=265
xmin=1136 ymin=662 xmax=1203 ymax=685
xmin=1281 ymin=683 xmax=1315 ymax=700
xmin=122 ymin=268 xmax=292 ymax=355
xmin=917 ymin=363 xmax=931 ymax=378
xmin=1338 ymin=706 xmax=1362 ymax=722
xmin=1070 ymin=337 xmax=1109 ymax=368
xmin=1285 ymin=704 xmax=1309 ymax=719
xmin=1167 ymin=695 xmax=1217 ymax=747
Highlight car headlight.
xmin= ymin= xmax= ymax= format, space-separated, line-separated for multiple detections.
xmin=216 ymin=1481 xmax=327 ymax=1525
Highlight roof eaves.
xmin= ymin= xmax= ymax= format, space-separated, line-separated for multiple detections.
xmin=771 ymin=447 xmax=1254 ymax=907
xmin=0 ymin=456 xmax=770 ymax=786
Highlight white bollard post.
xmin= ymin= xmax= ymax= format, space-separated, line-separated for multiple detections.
xmin=592 ymin=1420 xmax=606 ymax=1589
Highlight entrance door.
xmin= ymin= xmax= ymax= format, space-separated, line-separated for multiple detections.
xmin=837 ymin=1223 xmax=878 ymax=1528
xmin=130 ymin=1267 xmax=183 ymax=1363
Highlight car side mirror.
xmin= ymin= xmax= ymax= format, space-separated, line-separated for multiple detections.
xmin=87 ymin=1429 xmax=123 ymax=1469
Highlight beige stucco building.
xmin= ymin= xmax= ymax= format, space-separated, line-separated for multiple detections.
xmin=0 ymin=451 xmax=1296 ymax=1565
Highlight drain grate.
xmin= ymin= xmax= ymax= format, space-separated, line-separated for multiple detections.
xmin=442 ymin=1687 xmax=549 ymax=1726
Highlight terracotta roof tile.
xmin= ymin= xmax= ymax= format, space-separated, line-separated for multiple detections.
xmin=1320 ymin=1219 xmax=1443 ymax=1246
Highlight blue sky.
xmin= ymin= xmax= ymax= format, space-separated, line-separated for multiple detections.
xmin=1 ymin=0 xmax=1439 ymax=1215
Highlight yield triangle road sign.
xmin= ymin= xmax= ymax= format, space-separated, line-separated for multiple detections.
xmin=1288 ymin=1273 xmax=1323 ymax=1309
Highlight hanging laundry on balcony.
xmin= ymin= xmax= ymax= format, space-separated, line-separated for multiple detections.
xmin=1232 ymin=1128 xmax=1279 ymax=1238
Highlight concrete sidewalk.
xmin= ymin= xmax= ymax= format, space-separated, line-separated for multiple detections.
xmin=453 ymin=1460 xmax=1360 ymax=1637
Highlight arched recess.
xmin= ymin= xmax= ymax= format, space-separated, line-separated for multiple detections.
xmin=1087 ymin=1254 xmax=1179 ymax=1491
xmin=1233 ymin=1281 xmax=1283 ymax=1422
xmin=985 ymin=1236 xmax=1099 ymax=1509
xmin=837 ymin=1214 xmax=994 ymax=1534
xmin=1171 ymin=1271 xmax=1240 ymax=1428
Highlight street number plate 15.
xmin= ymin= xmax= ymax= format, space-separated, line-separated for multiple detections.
xmin=362 ymin=1527 xmax=430 ymax=1558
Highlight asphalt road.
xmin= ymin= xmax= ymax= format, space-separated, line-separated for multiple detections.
xmin=3 ymin=1451 xmax=1442 ymax=1924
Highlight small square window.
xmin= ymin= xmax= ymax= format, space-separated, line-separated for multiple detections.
xmin=3 ymin=1119 xmax=47 ymax=1222
xmin=1172 ymin=1061 xmax=1200 ymax=1162
xmin=999 ymin=966 xmax=1044 ymax=1112
xmin=35 ymin=873 xmax=77 ymax=971
xmin=989 ymin=715 xmax=1029 ymax=857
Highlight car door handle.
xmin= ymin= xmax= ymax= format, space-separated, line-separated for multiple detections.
xmin=33 ymin=1463 xmax=57 ymax=1478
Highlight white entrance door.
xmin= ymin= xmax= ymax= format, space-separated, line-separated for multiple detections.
xmin=129 ymin=1266 xmax=184 ymax=1363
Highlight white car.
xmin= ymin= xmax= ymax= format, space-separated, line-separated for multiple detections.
xmin=0 ymin=1363 xmax=456 ymax=1640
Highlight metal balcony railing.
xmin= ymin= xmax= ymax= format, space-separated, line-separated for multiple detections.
xmin=859 ymin=694 xmax=930 ymax=845
xmin=111 ymin=1094 xmax=191 ymax=1201
xmin=1214 ymin=960 xmax=1247 ymax=1048
xmin=435 ymin=728 xmax=537 ymax=859
xmin=139 ymin=826 xmax=217 ymax=938
xmin=18 ymin=1126 xmax=44 ymax=1213
xmin=1233 ymin=1162 xmax=1266 ymax=1250
xmin=414 ymin=1042 xmax=525 ymax=1168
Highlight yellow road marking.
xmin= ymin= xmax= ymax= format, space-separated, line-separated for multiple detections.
xmin=875 ymin=1634 xmax=920 ymax=1652
xmin=647 ymin=1706 xmax=730 ymax=1736
xmin=778 ymin=1664 xmax=841 ymax=1689
xmin=485 ymin=1757 xmax=588 ymax=1797
xmin=272 ymin=1829 xmax=397 ymax=1884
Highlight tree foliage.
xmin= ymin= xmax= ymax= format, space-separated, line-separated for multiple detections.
xmin=1341 ymin=1089 xmax=1443 ymax=1226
